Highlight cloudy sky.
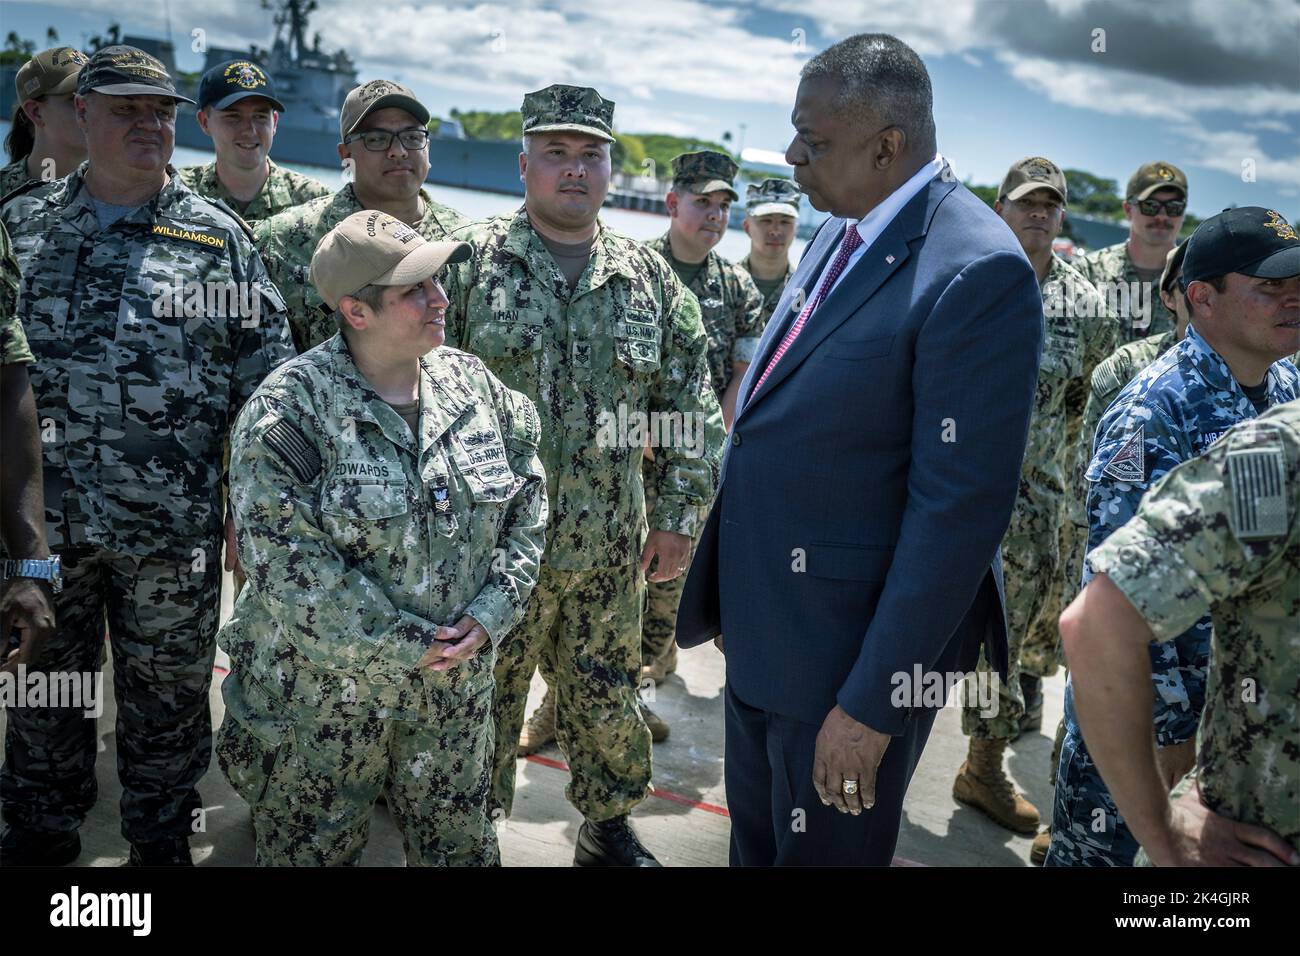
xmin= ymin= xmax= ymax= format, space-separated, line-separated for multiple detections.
xmin=4 ymin=0 xmax=1297 ymax=216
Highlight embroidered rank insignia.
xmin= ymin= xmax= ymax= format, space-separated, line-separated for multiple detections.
xmin=263 ymin=419 xmax=321 ymax=483
xmin=432 ymin=483 xmax=451 ymax=513
xmin=1103 ymin=425 xmax=1146 ymax=483
xmin=1227 ymin=445 xmax=1287 ymax=540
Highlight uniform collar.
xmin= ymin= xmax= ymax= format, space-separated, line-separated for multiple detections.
xmin=739 ymin=253 xmax=792 ymax=284
xmin=502 ymin=207 xmax=635 ymax=297
xmin=57 ymin=162 xmax=184 ymax=231
xmin=651 ymin=231 xmax=724 ymax=294
xmin=336 ymin=182 xmax=433 ymax=226
xmin=1182 ymin=323 xmax=1293 ymax=409
xmin=327 ymin=334 xmax=471 ymax=454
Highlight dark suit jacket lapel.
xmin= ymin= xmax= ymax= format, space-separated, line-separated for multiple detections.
xmin=736 ymin=218 xmax=842 ymax=420
xmin=744 ymin=172 xmax=958 ymax=413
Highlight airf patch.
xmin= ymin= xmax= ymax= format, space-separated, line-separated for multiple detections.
xmin=1103 ymin=425 xmax=1146 ymax=483
xmin=1227 ymin=445 xmax=1287 ymax=540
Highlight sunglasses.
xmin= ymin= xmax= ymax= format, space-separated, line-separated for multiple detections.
xmin=1133 ymin=198 xmax=1186 ymax=217
xmin=345 ymin=128 xmax=429 ymax=152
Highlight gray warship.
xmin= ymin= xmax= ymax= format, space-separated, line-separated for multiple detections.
xmin=1 ymin=0 xmax=529 ymax=196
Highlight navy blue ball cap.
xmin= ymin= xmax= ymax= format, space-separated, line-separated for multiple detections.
xmin=198 ymin=59 xmax=285 ymax=112
xmin=1183 ymin=206 xmax=1300 ymax=286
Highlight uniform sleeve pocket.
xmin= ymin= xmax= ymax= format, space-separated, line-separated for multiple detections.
xmin=613 ymin=310 xmax=662 ymax=372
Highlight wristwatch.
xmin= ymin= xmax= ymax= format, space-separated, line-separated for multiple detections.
xmin=1 ymin=556 xmax=62 ymax=594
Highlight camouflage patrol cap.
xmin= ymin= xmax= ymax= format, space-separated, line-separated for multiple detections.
xmin=520 ymin=84 xmax=616 ymax=143
xmin=76 ymin=45 xmax=195 ymax=104
xmin=311 ymin=209 xmax=472 ymax=310
xmin=15 ymin=46 xmax=88 ymax=101
xmin=1000 ymin=156 xmax=1067 ymax=204
xmin=745 ymin=178 xmax=800 ymax=218
xmin=1127 ymin=161 xmax=1187 ymax=201
xmin=672 ymin=150 xmax=739 ymax=201
xmin=340 ymin=80 xmax=429 ymax=141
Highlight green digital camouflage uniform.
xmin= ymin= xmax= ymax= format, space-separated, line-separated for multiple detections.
xmin=738 ymin=254 xmax=792 ymax=324
xmin=962 ymin=255 xmax=1114 ymax=738
xmin=253 ymin=183 xmax=467 ymax=352
xmin=177 ymin=159 xmax=331 ymax=224
xmin=0 ymin=159 xmax=35 ymax=200
xmin=737 ymin=177 xmax=800 ymax=324
xmin=0 ymin=165 xmax=296 ymax=844
xmin=642 ymin=230 xmax=763 ymax=669
xmin=1087 ymin=401 xmax=1300 ymax=861
xmin=1074 ymin=242 xmax=1175 ymax=343
xmin=217 ymin=336 xmax=547 ymax=866
xmin=0 ymin=220 xmax=33 ymax=364
xmin=442 ymin=208 xmax=724 ymax=821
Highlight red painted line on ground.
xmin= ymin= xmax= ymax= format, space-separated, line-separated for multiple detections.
xmin=198 ymin=680 xmax=925 ymax=866
xmin=523 ymin=752 xmax=928 ymax=866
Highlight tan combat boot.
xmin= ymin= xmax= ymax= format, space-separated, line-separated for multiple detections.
xmin=517 ymin=689 xmax=556 ymax=757
xmin=952 ymin=737 xmax=1040 ymax=834
xmin=641 ymin=703 xmax=670 ymax=743
xmin=640 ymin=641 xmax=678 ymax=685
xmin=1030 ymin=826 xmax=1052 ymax=865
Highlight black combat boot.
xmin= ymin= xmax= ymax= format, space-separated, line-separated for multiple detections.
xmin=574 ymin=815 xmax=662 ymax=867
xmin=127 ymin=836 xmax=193 ymax=867
xmin=0 ymin=826 xmax=82 ymax=866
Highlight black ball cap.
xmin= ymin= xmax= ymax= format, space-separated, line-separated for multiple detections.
xmin=198 ymin=59 xmax=285 ymax=112
xmin=1182 ymin=206 xmax=1300 ymax=286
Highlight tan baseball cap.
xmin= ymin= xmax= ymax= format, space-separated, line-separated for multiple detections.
xmin=339 ymin=80 xmax=430 ymax=141
xmin=1127 ymin=161 xmax=1187 ymax=201
xmin=310 ymin=210 xmax=471 ymax=310
xmin=15 ymin=46 xmax=88 ymax=101
xmin=1000 ymin=156 xmax=1067 ymax=204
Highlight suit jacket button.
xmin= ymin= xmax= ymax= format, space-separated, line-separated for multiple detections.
xmin=731 ymin=431 xmax=742 ymax=447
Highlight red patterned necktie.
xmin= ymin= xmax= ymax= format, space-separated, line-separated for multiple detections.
xmin=750 ymin=223 xmax=864 ymax=398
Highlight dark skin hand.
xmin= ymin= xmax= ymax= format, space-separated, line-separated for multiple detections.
xmin=0 ymin=362 xmax=56 ymax=672
xmin=813 ymin=705 xmax=891 ymax=815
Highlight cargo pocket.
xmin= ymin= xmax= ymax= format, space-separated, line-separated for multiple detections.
xmin=216 ymin=676 xmax=297 ymax=806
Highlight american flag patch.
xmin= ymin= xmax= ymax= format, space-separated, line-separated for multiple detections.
xmin=264 ymin=419 xmax=322 ymax=484
xmin=1227 ymin=446 xmax=1287 ymax=540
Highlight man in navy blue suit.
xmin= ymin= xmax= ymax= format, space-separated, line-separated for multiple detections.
xmin=675 ymin=33 xmax=1044 ymax=866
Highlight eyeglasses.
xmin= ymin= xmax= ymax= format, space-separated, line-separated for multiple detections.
xmin=345 ymin=128 xmax=430 ymax=152
xmin=1133 ymin=198 xmax=1186 ymax=217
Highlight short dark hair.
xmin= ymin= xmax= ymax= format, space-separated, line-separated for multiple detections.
xmin=800 ymin=33 xmax=936 ymax=155
xmin=336 ymin=283 xmax=389 ymax=332
xmin=1183 ymin=274 xmax=1227 ymax=315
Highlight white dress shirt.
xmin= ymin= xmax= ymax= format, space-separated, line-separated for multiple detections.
xmin=824 ymin=152 xmax=945 ymax=300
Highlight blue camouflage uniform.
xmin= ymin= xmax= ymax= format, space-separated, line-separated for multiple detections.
xmin=1046 ymin=323 xmax=1299 ymax=866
